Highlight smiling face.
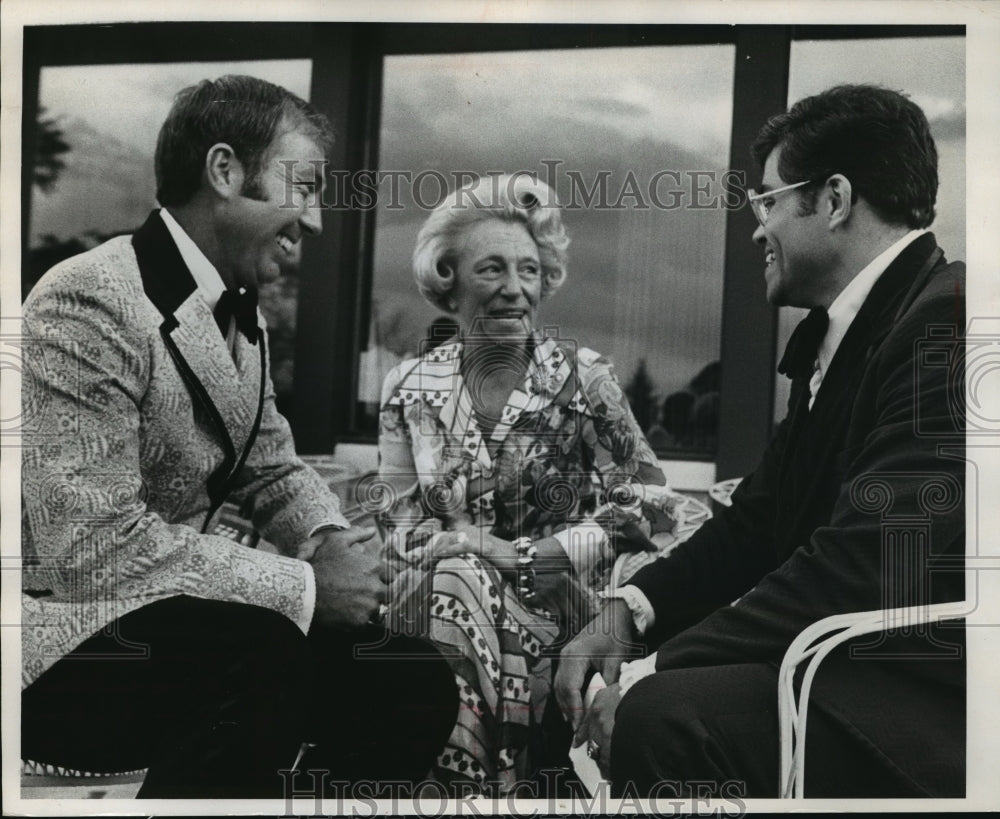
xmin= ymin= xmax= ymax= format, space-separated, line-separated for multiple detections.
xmin=752 ymin=147 xmax=830 ymax=308
xmin=450 ymin=219 xmax=542 ymax=341
xmin=219 ymin=123 xmax=324 ymax=289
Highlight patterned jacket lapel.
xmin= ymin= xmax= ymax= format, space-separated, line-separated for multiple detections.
xmin=168 ymin=294 xmax=263 ymax=460
xmin=132 ymin=211 xmax=266 ymax=509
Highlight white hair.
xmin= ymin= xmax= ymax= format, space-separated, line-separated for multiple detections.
xmin=412 ymin=174 xmax=569 ymax=312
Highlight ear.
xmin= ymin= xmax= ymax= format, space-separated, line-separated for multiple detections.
xmin=825 ymin=174 xmax=853 ymax=230
xmin=204 ymin=143 xmax=244 ymax=199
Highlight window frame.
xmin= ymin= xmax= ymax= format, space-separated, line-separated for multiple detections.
xmin=20 ymin=21 xmax=964 ymax=482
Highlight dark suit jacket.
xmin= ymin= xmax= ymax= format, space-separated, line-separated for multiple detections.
xmin=628 ymin=233 xmax=965 ymax=795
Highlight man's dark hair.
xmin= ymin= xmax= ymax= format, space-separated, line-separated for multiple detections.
xmin=751 ymin=84 xmax=938 ymax=229
xmin=155 ymin=74 xmax=334 ymax=207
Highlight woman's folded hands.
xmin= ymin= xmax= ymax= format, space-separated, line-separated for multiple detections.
xmin=404 ymin=527 xmax=517 ymax=571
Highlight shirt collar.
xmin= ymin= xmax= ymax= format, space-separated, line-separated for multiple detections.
xmin=816 ymin=228 xmax=927 ymax=376
xmin=158 ymin=207 xmax=227 ymax=310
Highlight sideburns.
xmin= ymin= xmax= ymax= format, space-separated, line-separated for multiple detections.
xmin=795 ymin=189 xmax=818 ymax=217
xmin=240 ymin=168 xmax=267 ymax=202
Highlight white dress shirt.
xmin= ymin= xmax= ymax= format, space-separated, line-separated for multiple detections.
xmin=612 ymin=228 xmax=928 ymax=695
xmin=160 ymin=207 xmax=226 ymax=309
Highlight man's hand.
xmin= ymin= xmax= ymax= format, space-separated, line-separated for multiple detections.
xmin=573 ymin=681 xmax=621 ymax=780
xmin=307 ymin=527 xmax=389 ymax=630
xmin=295 ymin=526 xmax=378 ymax=561
xmin=554 ymin=599 xmax=642 ymax=732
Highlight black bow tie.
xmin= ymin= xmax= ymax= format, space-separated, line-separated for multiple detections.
xmin=214 ymin=287 xmax=259 ymax=344
xmin=778 ymin=307 xmax=829 ymax=381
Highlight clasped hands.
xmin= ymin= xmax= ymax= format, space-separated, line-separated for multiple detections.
xmin=292 ymin=525 xmax=521 ymax=630
xmin=294 ymin=526 xmax=391 ymax=630
xmin=404 ymin=526 xmax=520 ymax=571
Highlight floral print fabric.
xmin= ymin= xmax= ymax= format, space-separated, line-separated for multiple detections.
xmin=377 ymin=332 xmax=670 ymax=791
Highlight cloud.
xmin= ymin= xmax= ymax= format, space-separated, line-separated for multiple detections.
xmin=39 ymin=60 xmax=313 ymax=154
xmin=929 ymin=110 xmax=967 ymax=141
xmin=380 ymin=45 xmax=736 ymax=161
xmin=911 ymin=93 xmax=966 ymax=141
xmin=576 ymin=95 xmax=650 ymax=119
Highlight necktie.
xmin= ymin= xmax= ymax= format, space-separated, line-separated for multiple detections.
xmin=214 ymin=286 xmax=259 ymax=345
xmin=777 ymin=307 xmax=828 ymax=382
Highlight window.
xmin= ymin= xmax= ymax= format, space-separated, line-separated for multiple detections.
xmin=356 ymin=44 xmax=736 ymax=459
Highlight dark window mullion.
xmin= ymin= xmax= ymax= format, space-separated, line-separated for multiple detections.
xmin=293 ymin=24 xmax=373 ymax=453
xmin=345 ymin=32 xmax=386 ymax=438
xmin=715 ymin=26 xmax=791 ymax=481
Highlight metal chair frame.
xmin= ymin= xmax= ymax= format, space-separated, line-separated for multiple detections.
xmin=777 ymin=600 xmax=967 ymax=798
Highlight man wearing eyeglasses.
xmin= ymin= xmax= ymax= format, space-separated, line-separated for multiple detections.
xmin=556 ymin=84 xmax=965 ymax=798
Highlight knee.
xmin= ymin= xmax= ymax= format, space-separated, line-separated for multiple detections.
xmin=614 ymin=675 xmax=671 ymax=752
xmin=244 ymin=608 xmax=313 ymax=682
xmin=199 ymin=602 xmax=314 ymax=702
xmin=248 ymin=606 xmax=311 ymax=659
xmin=615 ymin=673 xmax=687 ymax=737
xmin=434 ymin=554 xmax=482 ymax=577
xmin=206 ymin=606 xmax=315 ymax=746
xmin=388 ymin=635 xmax=459 ymax=716
xmin=611 ymin=674 xmax=702 ymax=787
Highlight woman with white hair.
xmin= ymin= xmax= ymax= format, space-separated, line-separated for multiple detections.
xmin=376 ymin=174 xmax=673 ymax=791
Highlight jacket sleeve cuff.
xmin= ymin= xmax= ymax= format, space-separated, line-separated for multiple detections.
xmin=308 ymin=517 xmax=349 ymax=537
xmin=619 ymin=654 xmax=658 ymax=697
xmin=553 ymin=521 xmax=608 ymax=575
xmin=599 ymin=584 xmax=656 ymax=636
xmin=298 ymin=562 xmax=317 ymax=634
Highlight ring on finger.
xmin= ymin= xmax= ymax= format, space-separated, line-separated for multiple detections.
xmin=369 ymin=602 xmax=389 ymax=625
xmin=586 ymin=739 xmax=600 ymax=760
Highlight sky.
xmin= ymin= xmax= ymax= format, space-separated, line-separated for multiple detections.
xmin=37 ymin=60 xmax=312 ymax=155
xmin=369 ymin=43 xmax=736 ymax=404
xmin=32 ymin=60 xmax=312 ymax=243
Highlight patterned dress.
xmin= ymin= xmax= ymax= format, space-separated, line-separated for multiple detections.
xmin=376 ymin=332 xmax=673 ymax=791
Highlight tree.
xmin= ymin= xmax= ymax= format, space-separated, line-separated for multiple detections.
xmin=34 ymin=107 xmax=71 ymax=193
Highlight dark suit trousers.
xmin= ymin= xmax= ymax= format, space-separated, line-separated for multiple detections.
xmin=611 ymin=662 xmax=959 ymax=799
xmin=21 ymin=595 xmax=457 ymax=798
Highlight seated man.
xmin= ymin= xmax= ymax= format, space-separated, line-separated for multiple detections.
xmin=555 ymin=84 xmax=965 ymax=798
xmin=20 ymin=75 xmax=456 ymax=798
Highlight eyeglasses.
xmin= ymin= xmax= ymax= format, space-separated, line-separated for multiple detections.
xmin=746 ymin=179 xmax=813 ymax=227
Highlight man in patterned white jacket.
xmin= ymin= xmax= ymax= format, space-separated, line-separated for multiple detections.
xmin=20 ymin=75 xmax=455 ymax=798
